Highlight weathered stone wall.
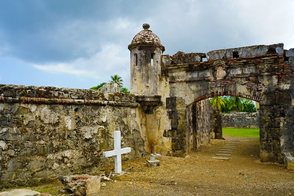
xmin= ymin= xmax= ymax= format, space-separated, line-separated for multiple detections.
xmin=162 ymin=44 xmax=294 ymax=162
xmin=187 ymin=99 xmax=213 ymax=152
xmin=221 ymin=112 xmax=259 ymax=128
xmin=0 ymin=84 xmax=146 ymax=187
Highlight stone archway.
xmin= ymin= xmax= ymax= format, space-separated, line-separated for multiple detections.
xmin=162 ymin=44 xmax=294 ymax=163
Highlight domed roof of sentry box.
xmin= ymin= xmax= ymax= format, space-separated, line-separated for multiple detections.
xmin=128 ymin=23 xmax=165 ymax=51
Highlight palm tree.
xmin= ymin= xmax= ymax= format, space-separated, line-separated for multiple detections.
xmin=210 ymin=96 xmax=226 ymax=111
xmin=228 ymin=96 xmax=244 ymax=112
xmin=110 ymin=75 xmax=123 ymax=87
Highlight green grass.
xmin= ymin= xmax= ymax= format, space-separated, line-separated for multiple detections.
xmin=222 ymin=128 xmax=260 ymax=139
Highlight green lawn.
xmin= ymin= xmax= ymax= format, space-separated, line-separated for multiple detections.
xmin=222 ymin=128 xmax=260 ymax=139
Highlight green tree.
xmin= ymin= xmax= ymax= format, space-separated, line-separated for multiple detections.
xmin=120 ymin=87 xmax=130 ymax=94
xmin=90 ymin=75 xmax=130 ymax=94
xmin=219 ymin=96 xmax=256 ymax=113
xmin=228 ymin=96 xmax=244 ymax=112
xmin=242 ymin=99 xmax=257 ymax=113
xmin=210 ymin=96 xmax=226 ymax=111
xmin=110 ymin=75 xmax=123 ymax=87
xmin=90 ymin=82 xmax=106 ymax=90
xmin=220 ymin=97 xmax=233 ymax=113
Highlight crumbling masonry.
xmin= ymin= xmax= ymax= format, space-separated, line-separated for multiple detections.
xmin=0 ymin=24 xmax=293 ymax=186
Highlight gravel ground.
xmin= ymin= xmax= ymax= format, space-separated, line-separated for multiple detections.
xmin=100 ymin=136 xmax=294 ymax=196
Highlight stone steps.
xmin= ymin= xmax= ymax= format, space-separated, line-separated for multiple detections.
xmin=212 ymin=141 xmax=239 ymax=160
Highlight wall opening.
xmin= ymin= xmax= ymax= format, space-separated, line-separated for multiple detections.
xmin=186 ymin=95 xmax=260 ymax=157
xmin=210 ymin=95 xmax=260 ymax=158
xmin=233 ymin=51 xmax=239 ymax=58
xmin=267 ymin=47 xmax=277 ymax=54
xmin=201 ymin=57 xmax=208 ymax=62
xmin=134 ymin=53 xmax=138 ymax=66
xmin=151 ymin=53 xmax=155 ymax=66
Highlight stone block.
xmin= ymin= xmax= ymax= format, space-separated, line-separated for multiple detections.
xmin=20 ymin=148 xmax=37 ymax=157
xmin=259 ymin=117 xmax=271 ymax=129
xmin=285 ymin=48 xmax=294 ymax=57
xmin=260 ymin=151 xmax=276 ymax=162
xmin=28 ymin=157 xmax=45 ymax=172
xmin=86 ymin=176 xmax=101 ymax=196
xmin=34 ymin=170 xmax=55 ymax=179
xmin=36 ymin=146 xmax=50 ymax=156
xmin=270 ymin=128 xmax=280 ymax=140
xmin=0 ymin=140 xmax=8 ymax=150
xmin=259 ymin=106 xmax=274 ymax=117
xmin=7 ymin=149 xmax=15 ymax=156
xmin=272 ymin=139 xmax=281 ymax=153
xmin=276 ymin=91 xmax=291 ymax=105
xmin=7 ymin=158 xmax=22 ymax=172
xmin=284 ymin=152 xmax=294 ymax=170
xmin=260 ymin=93 xmax=275 ymax=105
xmin=272 ymin=117 xmax=281 ymax=128
xmin=260 ymin=141 xmax=273 ymax=153
xmin=273 ymin=105 xmax=289 ymax=117
xmin=0 ymin=189 xmax=41 ymax=196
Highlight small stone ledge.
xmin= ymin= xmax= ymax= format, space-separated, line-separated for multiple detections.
xmin=0 ymin=96 xmax=139 ymax=108
xmin=136 ymin=95 xmax=162 ymax=106
xmin=136 ymin=95 xmax=162 ymax=114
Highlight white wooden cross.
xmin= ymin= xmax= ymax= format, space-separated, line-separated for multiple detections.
xmin=103 ymin=131 xmax=131 ymax=174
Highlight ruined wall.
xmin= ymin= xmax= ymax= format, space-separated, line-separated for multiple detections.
xmin=162 ymin=44 xmax=294 ymax=162
xmin=187 ymin=99 xmax=213 ymax=152
xmin=221 ymin=112 xmax=259 ymax=128
xmin=0 ymin=84 xmax=145 ymax=187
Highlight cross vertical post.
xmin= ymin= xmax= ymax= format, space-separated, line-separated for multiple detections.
xmin=103 ymin=131 xmax=131 ymax=174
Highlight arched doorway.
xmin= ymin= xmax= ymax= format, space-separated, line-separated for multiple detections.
xmin=163 ymin=44 xmax=293 ymax=163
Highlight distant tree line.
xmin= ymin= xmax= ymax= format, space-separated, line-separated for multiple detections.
xmin=210 ymin=96 xmax=257 ymax=113
xmin=90 ymin=75 xmax=130 ymax=93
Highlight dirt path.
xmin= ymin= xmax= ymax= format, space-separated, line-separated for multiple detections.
xmin=100 ymin=136 xmax=294 ymax=196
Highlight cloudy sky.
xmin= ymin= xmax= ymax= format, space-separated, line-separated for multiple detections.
xmin=0 ymin=0 xmax=294 ymax=90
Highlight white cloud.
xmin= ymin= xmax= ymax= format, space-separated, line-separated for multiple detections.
xmin=33 ymin=64 xmax=91 ymax=76
xmin=1 ymin=1 xmax=293 ymax=90
xmin=33 ymin=42 xmax=130 ymax=88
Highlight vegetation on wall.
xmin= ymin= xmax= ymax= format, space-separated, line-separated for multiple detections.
xmin=90 ymin=75 xmax=130 ymax=93
xmin=90 ymin=82 xmax=106 ymax=90
xmin=210 ymin=96 xmax=257 ymax=113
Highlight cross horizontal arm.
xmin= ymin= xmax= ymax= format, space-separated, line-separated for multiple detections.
xmin=121 ymin=147 xmax=131 ymax=154
xmin=103 ymin=150 xmax=117 ymax=158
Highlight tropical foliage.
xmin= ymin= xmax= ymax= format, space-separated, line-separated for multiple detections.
xmin=110 ymin=75 xmax=123 ymax=87
xmin=90 ymin=82 xmax=106 ymax=90
xmin=90 ymin=75 xmax=130 ymax=93
xmin=210 ymin=96 xmax=257 ymax=113
xmin=120 ymin=87 xmax=130 ymax=94
xmin=210 ymin=96 xmax=226 ymax=111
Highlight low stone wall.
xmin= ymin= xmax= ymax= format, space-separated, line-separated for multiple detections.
xmin=221 ymin=112 xmax=259 ymax=129
xmin=0 ymin=84 xmax=145 ymax=187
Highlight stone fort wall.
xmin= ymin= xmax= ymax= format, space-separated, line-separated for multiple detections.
xmin=221 ymin=112 xmax=259 ymax=129
xmin=0 ymin=84 xmax=146 ymax=187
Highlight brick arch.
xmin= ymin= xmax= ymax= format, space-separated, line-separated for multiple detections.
xmin=192 ymin=90 xmax=261 ymax=104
